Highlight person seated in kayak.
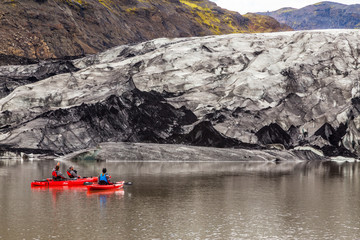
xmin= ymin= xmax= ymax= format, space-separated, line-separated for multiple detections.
xmin=98 ymin=168 xmax=112 ymax=185
xmin=67 ymin=166 xmax=80 ymax=179
xmin=52 ymin=165 xmax=66 ymax=181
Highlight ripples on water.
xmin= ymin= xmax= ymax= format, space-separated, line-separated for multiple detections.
xmin=0 ymin=159 xmax=360 ymax=239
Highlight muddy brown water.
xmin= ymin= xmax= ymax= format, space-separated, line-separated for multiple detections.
xmin=0 ymin=159 xmax=360 ymax=239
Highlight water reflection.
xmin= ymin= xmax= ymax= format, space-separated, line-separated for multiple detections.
xmin=290 ymin=161 xmax=360 ymax=179
xmin=0 ymin=159 xmax=26 ymax=168
xmin=73 ymin=160 xmax=360 ymax=179
xmin=86 ymin=189 xmax=125 ymax=197
xmin=2 ymin=158 xmax=360 ymax=178
xmin=87 ymin=190 xmax=125 ymax=208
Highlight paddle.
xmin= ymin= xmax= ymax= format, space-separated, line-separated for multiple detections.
xmin=113 ymin=181 xmax=132 ymax=185
xmin=33 ymin=179 xmax=49 ymax=182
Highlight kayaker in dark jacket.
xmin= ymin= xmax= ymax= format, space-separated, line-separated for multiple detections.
xmin=98 ymin=168 xmax=111 ymax=185
xmin=52 ymin=165 xmax=66 ymax=181
xmin=67 ymin=166 xmax=80 ymax=179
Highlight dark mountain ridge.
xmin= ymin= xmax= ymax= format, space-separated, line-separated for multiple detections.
xmin=258 ymin=1 xmax=360 ymax=30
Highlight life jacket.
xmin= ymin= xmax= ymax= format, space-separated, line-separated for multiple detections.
xmin=67 ymin=170 xmax=73 ymax=178
xmin=99 ymin=173 xmax=108 ymax=183
xmin=52 ymin=170 xmax=63 ymax=180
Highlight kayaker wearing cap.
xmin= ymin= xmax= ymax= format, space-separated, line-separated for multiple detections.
xmin=98 ymin=168 xmax=111 ymax=185
xmin=52 ymin=165 xmax=66 ymax=181
xmin=67 ymin=166 xmax=80 ymax=179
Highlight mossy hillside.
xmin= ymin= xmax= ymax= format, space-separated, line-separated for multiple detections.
xmin=117 ymin=0 xmax=243 ymax=35
xmin=44 ymin=0 xmax=288 ymax=35
xmin=98 ymin=0 xmax=115 ymax=11
xmin=178 ymin=0 xmax=247 ymax=34
xmin=244 ymin=13 xmax=292 ymax=33
xmin=62 ymin=0 xmax=88 ymax=9
xmin=3 ymin=0 xmax=17 ymax=7
xmin=0 ymin=0 xmax=291 ymax=64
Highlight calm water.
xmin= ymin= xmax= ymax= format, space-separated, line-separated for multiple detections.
xmin=1 ymin=159 xmax=360 ymax=239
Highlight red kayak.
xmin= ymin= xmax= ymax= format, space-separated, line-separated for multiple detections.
xmin=31 ymin=177 xmax=98 ymax=187
xmin=86 ymin=181 xmax=125 ymax=191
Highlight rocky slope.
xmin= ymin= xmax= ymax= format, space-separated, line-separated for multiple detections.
xmin=0 ymin=30 xmax=359 ymax=160
xmin=258 ymin=1 xmax=360 ymax=30
xmin=0 ymin=0 xmax=291 ymax=65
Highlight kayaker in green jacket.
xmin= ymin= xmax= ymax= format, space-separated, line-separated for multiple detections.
xmin=98 ymin=168 xmax=112 ymax=185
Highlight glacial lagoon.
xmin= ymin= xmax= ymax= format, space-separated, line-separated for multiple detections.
xmin=1 ymin=159 xmax=360 ymax=239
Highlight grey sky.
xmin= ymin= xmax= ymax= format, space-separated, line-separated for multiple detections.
xmin=211 ymin=0 xmax=360 ymax=14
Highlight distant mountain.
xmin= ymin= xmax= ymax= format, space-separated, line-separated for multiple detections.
xmin=0 ymin=0 xmax=291 ymax=65
xmin=258 ymin=1 xmax=360 ymax=30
